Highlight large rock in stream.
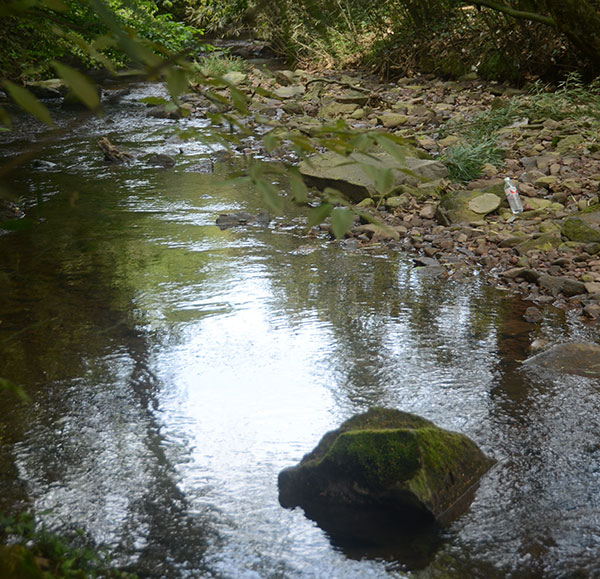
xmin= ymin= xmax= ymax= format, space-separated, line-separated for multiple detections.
xmin=298 ymin=151 xmax=448 ymax=203
xmin=278 ymin=407 xmax=493 ymax=538
xmin=524 ymin=342 xmax=600 ymax=377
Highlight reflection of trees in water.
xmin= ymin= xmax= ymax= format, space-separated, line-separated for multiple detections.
xmin=0 ymin=172 xmax=212 ymax=574
xmin=264 ymin=245 xmax=505 ymax=413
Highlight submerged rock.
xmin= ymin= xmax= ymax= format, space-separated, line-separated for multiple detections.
xmin=145 ymin=153 xmax=176 ymax=169
xmin=216 ymin=211 xmax=270 ymax=229
xmin=278 ymin=407 xmax=493 ymax=532
xmin=524 ymin=342 xmax=600 ymax=377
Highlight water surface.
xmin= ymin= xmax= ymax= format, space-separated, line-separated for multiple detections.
xmin=1 ymin=83 xmax=599 ymax=578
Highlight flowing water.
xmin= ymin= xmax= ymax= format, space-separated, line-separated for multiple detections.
xmin=1 ymin=82 xmax=600 ymax=578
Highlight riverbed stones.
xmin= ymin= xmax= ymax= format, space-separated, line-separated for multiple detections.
xmin=278 ymin=407 xmax=493 ymax=529
xmin=523 ymin=342 xmax=600 ymax=377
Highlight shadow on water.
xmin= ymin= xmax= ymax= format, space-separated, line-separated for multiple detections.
xmin=0 ymin=164 xmax=212 ymax=576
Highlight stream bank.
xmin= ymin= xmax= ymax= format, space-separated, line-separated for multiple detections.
xmin=176 ymin=57 xmax=600 ymax=324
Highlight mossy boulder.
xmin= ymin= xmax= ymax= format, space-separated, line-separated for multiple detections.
xmin=561 ymin=214 xmax=600 ymax=243
xmin=298 ymin=151 xmax=448 ymax=204
xmin=278 ymin=407 xmax=493 ymax=528
xmin=436 ymin=189 xmax=497 ymax=225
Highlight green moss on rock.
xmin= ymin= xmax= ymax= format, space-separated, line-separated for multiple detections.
xmin=278 ymin=407 xmax=493 ymax=525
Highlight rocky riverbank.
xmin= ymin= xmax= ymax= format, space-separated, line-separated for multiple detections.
xmin=4 ymin=61 xmax=600 ymax=322
xmin=184 ymin=62 xmax=600 ymax=322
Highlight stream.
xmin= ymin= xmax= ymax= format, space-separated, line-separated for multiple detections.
xmin=1 ymin=81 xmax=600 ymax=578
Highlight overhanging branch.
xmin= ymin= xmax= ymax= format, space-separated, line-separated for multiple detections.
xmin=471 ymin=1 xmax=556 ymax=26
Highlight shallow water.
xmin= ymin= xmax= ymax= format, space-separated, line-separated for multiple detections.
xmin=1 ymin=83 xmax=600 ymax=578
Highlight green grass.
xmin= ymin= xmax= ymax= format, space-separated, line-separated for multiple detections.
xmin=441 ymin=137 xmax=504 ymax=183
xmin=194 ymin=53 xmax=248 ymax=78
xmin=439 ymin=73 xmax=600 ymax=182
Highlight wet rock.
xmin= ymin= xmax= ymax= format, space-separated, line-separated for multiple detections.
xmin=146 ymin=153 xmax=176 ymax=169
xmin=278 ymin=407 xmax=493 ymax=529
xmin=147 ymin=104 xmax=185 ymax=119
xmin=299 ymin=151 xmax=448 ymax=204
xmin=524 ymin=342 xmax=600 ymax=377
xmin=523 ymin=306 xmax=543 ymax=323
xmin=216 ymin=211 xmax=270 ymax=229
xmin=97 ymin=137 xmax=132 ymax=164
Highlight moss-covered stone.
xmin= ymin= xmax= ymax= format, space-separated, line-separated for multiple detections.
xmin=561 ymin=215 xmax=600 ymax=243
xmin=278 ymin=407 xmax=493 ymax=527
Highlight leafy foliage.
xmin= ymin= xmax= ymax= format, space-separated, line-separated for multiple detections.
xmin=0 ymin=512 xmax=134 ymax=577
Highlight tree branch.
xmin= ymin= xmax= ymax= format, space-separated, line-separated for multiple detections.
xmin=471 ymin=1 xmax=556 ymax=26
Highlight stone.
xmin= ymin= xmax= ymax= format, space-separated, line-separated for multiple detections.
xmin=585 ymin=282 xmax=600 ymax=294
xmin=278 ymin=407 xmax=493 ymax=530
xmin=274 ymin=69 xmax=296 ymax=86
xmin=437 ymin=189 xmax=502 ymax=225
xmin=523 ymin=306 xmax=543 ymax=323
xmin=524 ymin=342 xmax=600 ymax=377
xmin=351 ymin=223 xmax=399 ymax=240
xmin=555 ymin=134 xmax=585 ymax=155
xmin=273 ymin=85 xmax=306 ymax=99
xmin=467 ymin=193 xmax=501 ymax=215
xmin=535 ymin=175 xmax=558 ymax=189
xmin=561 ymin=214 xmax=600 ymax=243
xmin=216 ymin=211 xmax=270 ymax=229
xmin=378 ymin=112 xmax=408 ymax=128
xmin=299 ymin=150 xmax=448 ymax=204
xmin=25 ymin=78 xmax=67 ymax=99
xmin=319 ymin=102 xmax=359 ymax=118
xmin=222 ymin=71 xmax=247 ymax=85
xmin=336 ymin=90 xmax=371 ymax=106
xmin=145 ymin=153 xmax=176 ymax=169
xmin=438 ymin=135 xmax=460 ymax=148
xmin=516 ymin=233 xmax=562 ymax=254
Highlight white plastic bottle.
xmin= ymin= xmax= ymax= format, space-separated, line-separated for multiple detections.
xmin=504 ymin=177 xmax=523 ymax=214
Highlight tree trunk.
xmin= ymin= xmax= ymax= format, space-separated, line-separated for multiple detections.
xmin=543 ymin=0 xmax=600 ymax=68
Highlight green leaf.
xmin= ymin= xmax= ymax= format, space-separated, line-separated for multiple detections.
xmin=289 ymin=170 xmax=308 ymax=204
xmin=375 ymin=134 xmax=408 ymax=162
xmin=307 ymin=203 xmax=333 ymax=228
xmin=0 ymin=106 xmax=10 ymax=128
xmin=165 ymin=67 xmax=188 ymax=100
xmin=0 ymin=378 xmax=30 ymax=403
xmin=52 ymin=62 xmax=100 ymax=111
xmin=330 ymin=207 xmax=354 ymax=238
xmin=263 ymin=132 xmax=280 ymax=154
xmin=2 ymin=82 xmax=53 ymax=125
xmin=229 ymin=86 xmax=248 ymax=114
xmin=255 ymin=179 xmax=284 ymax=214
xmin=375 ymin=167 xmax=395 ymax=196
